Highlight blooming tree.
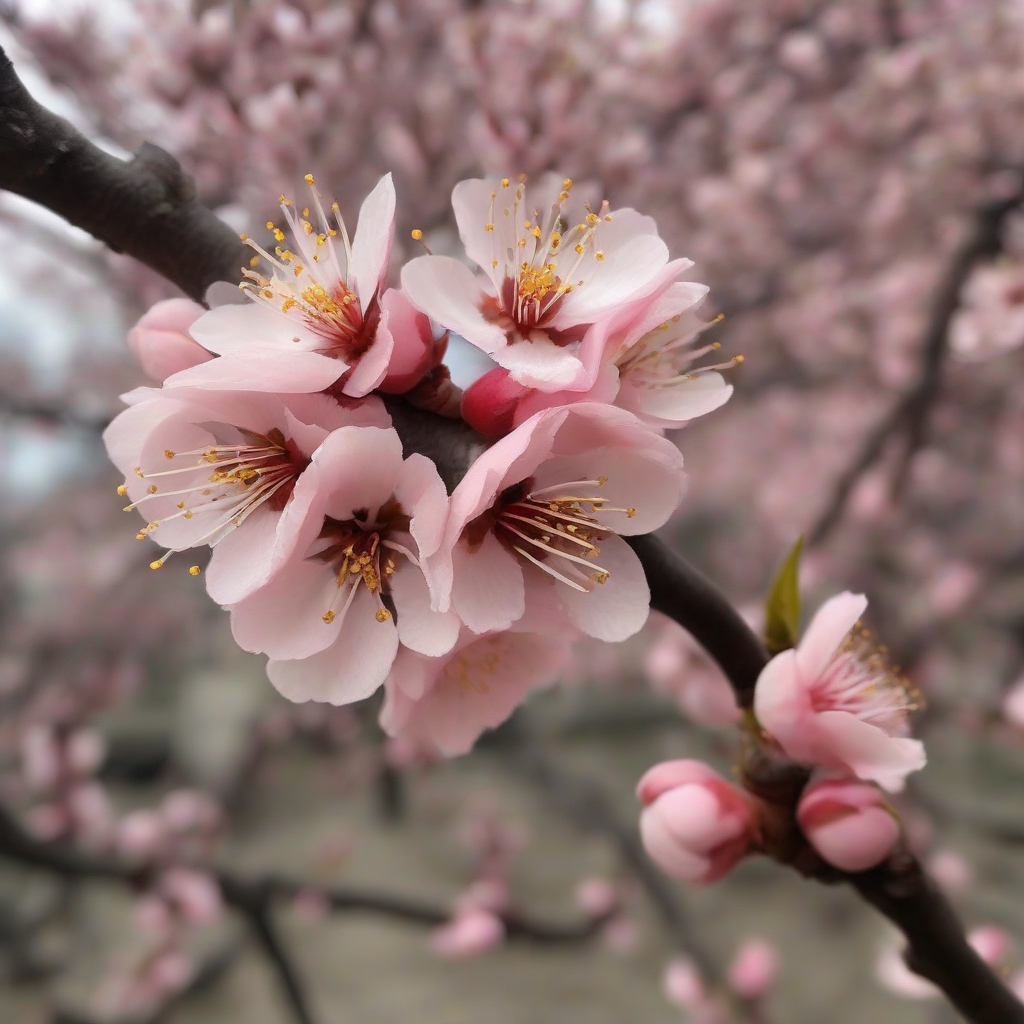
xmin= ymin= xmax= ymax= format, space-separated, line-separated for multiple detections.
xmin=2 ymin=2 xmax=1024 ymax=1023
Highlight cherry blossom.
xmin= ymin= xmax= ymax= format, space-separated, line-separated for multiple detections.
xmin=228 ymin=426 xmax=459 ymax=706
xmin=189 ymin=174 xmax=432 ymax=397
xmin=379 ymin=620 xmax=574 ymax=756
xmin=104 ymin=382 xmax=387 ymax=604
xmin=401 ymin=173 xmax=671 ymax=392
xmin=753 ymin=593 xmax=927 ymax=792
xmin=436 ymin=403 xmax=686 ymax=642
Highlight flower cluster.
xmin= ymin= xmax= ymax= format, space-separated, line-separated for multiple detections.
xmin=638 ymin=593 xmax=926 ymax=885
xmin=106 ymin=173 xmax=729 ymax=755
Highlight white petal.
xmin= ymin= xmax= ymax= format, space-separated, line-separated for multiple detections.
xmin=350 ymin=173 xmax=396 ymax=308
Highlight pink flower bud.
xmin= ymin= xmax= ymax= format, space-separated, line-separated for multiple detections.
xmin=127 ymin=299 xmax=212 ymax=382
xmin=968 ymin=925 xmax=1012 ymax=966
xmin=161 ymin=789 xmax=219 ymax=833
xmin=637 ymin=760 xmax=755 ymax=884
xmin=117 ymin=810 xmax=166 ymax=861
xmin=662 ymin=956 xmax=707 ymax=1010
xmin=926 ymin=850 xmax=973 ymax=895
xmin=21 ymin=725 xmax=61 ymax=791
xmin=160 ymin=868 xmax=222 ymax=925
xmin=574 ymin=877 xmax=618 ymax=917
xmin=65 ymin=728 xmax=106 ymax=777
xmin=461 ymin=368 xmax=530 ymax=436
xmin=147 ymin=949 xmax=191 ymax=996
xmin=430 ymin=909 xmax=506 ymax=958
xmin=1003 ymin=675 xmax=1024 ymax=729
xmin=728 ymin=938 xmax=779 ymax=1000
xmin=797 ymin=779 xmax=900 ymax=872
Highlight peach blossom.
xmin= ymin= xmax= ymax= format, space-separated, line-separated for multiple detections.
xmin=753 ymin=592 xmax=926 ymax=792
xmin=437 ymin=403 xmax=686 ymax=642
xmin=229 ymin=426 xmax=460 ymax=706
xmin=728 ymin=938 xmax=780 ymax=1000
xmin=105 ymin=380 xmax=388 ymax=605
xmin=402 ymin=173 xmax=671 ymax=392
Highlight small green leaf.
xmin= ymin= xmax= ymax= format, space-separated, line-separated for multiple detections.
xmin=764 ymin=536 xmax=804 ymax=656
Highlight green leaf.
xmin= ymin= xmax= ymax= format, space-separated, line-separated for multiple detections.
xmin=764 ymin=536 xmax=804 ymax=656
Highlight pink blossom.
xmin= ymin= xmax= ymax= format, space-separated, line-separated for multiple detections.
xmin=229 ymin=426 xmax=459 ymax=706
xmin=380 ymin=625 xmax=573 ymax=756
xmin=753 ymin=593 xmax=926 ymax=792
xmin=926 ymin=850 xmax=973 ymax=895
xmin=637 ymin=759 xmax=756 ymax=884
xmin=429 ymin=909 xmax=506 ymax=958
xmin=160 ymin=868 xmax=223 ymax=924
xmin=118 ymin=810 xmax=167 ymax=861
xmin=190 ymin=174 xmax=430 ymax=397
xmin=968 ymin=925 xmax=1012 ymax=966
xmin=1002 ymin=674 xmax=1024 ymax=729
xmin=66 ymin=728 xmax=107 ymax=777
xmin=662 ymin=956 xmax=708 ymax=1011
xmin=402 ymin=173 xmax=670 ymax=392
xmin=797 ymin=778 xmax=900 ymax=872
xmin=127 ymin=299 xmax=213 ymax=382
xmin=728 ymin=938 xmax=780 ymax=1000
xmin=645 ymin=617 xmax=740 ymax=728
xmin=574 ymin=877 xmax=619 ymax=918
xmin=104 ymin=382 xmax=387 ymax=605
xmin=21 ymin=725 xmax=61 ymax=791
xmin=437 ymin=404 xmax=686 ymax=642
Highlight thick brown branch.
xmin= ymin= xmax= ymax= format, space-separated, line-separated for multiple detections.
xmin=0 ymin=45 xmax=248 ymax=301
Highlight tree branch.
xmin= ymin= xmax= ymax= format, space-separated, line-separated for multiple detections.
xmin=0 ymin=803 xmax=606 ymax=946
xmin=627 ymin=535 xmax=1024 ymax=1024
xmin=3 ymin=42 xmax=1021 ymax=1024
xmin=808 ymin=180 xmax=1024 ymax=544
xmin=0 ymin=45 xmax=247 ymax=301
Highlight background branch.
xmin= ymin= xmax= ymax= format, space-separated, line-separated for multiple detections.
xmin=808 ymin=180 xmax=1024 ymax=544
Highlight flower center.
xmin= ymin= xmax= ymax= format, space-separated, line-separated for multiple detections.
xmin=615 ymin=312 xmax=741 ymax=390
xmin=123 ymin=428 xmax=304 ymax=570
xmin=240 ymin=174 xmax=376 ymax=360
xmin=812 ymin=626 xmax=921 ymax=735
xmin=312 ymin=499 xmax=413 ymax=626
xmin=485 ymin=176 xmax=610 ymax=337
xmin=489 ymin=476 xmax=636 ymax=592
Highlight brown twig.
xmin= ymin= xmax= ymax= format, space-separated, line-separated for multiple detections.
xmin=808 ymin=181 xmax=1024 ymax=545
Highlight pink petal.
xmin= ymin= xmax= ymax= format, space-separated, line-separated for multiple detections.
xmin=267 ymin=590 xmax=399 ymax=704
xmin=401 ymin=256 xmax=506 ymax=354
xmin=229 ymin=556 xmax=344 ymax=660
xmin=451 ymin=533 xmax=525 ymax=633
xmin=311 ymin=427 xmax=404 ymax=522
xmin=555 ymin=534 xmax=651 ymax=642
xmin=813 ymin=712 xmax=927 ymax=792
xmin=377 ymin=288 xmax=436 ymax=393
xmin=496 ymin=336 xmax=589 ymax=390
xmin=622 ymin=373 xmax=733 ymax=427
xmin=752 ymin=650 xmax=808 ymax=753
xmin=188 ymin=302 xmax=326 ymax=355
xmin=350 ymin=173 xmax=396 ymax=308
xmin=452 ymin=177 xmax=501 ymax=277
xmin=205 ymin=503 xmax=283 ymax=606
xmin=164 ymin=350 xmax=346 ymax=393
xmin=393 ymin=453 xmax=450 ymax=562
xmin=551 ymin=233 xmax=670 ymax=328
xmin=389 ymin=564 xmax=461 ymax=656
xmin=796 ymin=592 xmax=868 ymax=681
xmin=341 ymin=327 xmax=392 ymax=398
